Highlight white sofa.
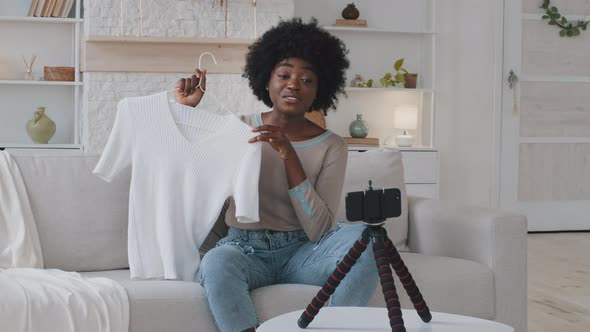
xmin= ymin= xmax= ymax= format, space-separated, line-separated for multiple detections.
xmin=10 ymin=148 xmax=527 ymax=332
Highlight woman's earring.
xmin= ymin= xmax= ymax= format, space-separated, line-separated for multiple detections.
xmin=266 ymin=85 xmax=269 ymax=91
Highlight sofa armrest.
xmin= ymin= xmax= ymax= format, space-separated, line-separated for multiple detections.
xmin=407 ymin=196 xmax=528 ymax=332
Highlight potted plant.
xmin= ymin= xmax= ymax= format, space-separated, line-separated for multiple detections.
xmin=378 ymin=58 xmax=418 ymax=88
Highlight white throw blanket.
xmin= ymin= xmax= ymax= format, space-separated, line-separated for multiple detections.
xmin=0 ymin=268 xmax=129 ymax=332
xmin=0 ymin=151 xmax=129 ymax=332
xmin=0 ymin=150 xmax=43 ymax=268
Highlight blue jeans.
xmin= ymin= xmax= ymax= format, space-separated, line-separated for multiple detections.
xmin=196 ymin=223 xmax=378 ymax=332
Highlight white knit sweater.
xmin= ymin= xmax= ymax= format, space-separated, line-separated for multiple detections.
xmin=94 ymin=91 xmax=261 ymax=281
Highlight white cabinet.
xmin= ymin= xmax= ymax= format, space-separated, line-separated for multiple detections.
xmin=400 ymin=150 xmax=438 ymax=199
xmin=0 ymin=1 xmax=82 ymax=149
xmin=294 ymin=0 xmax=437 ymax=148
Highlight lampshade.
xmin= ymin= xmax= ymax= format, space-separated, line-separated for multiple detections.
xmin=393 ymin=105 xmax=419 ymax=130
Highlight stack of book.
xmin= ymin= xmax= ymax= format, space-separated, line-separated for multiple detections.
xmin=335 ymin=19 xmax=368 ymax=28
xmin=343 ymin=137 xmax=380 ymax=147
xmin=27 ymin=0 xmax=76 ymax=18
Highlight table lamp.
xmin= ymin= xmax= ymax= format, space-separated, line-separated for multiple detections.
xmin=392 ymin=105 xmax=418 ymax=147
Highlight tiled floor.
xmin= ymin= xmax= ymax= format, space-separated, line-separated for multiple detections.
xmin=528 ymin=233 xmax=590 ymax=331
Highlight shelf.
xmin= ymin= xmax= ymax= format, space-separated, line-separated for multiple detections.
xmin=323 ymin=26 xmax=435 ymax=34
xmin=84 ymin=36 xmax=253 ymax=74
xmin=0 ymin=80 xmax=83 ymax=86
xmin=0 ymin=144 xmax=82 ymax=149
xmin=347 ymin=145 xmax=437 ymax=151
xmin=0 ymin=17 xmax=82 ymax=24
xmin=86 ymin=35 xmax=253 ymax=45
xmin=345 ymin=87 xmax=434 ymax=93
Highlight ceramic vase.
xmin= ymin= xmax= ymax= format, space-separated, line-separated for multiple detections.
xmin=349 ymin=114 xmax=368 ymax=138
xmin=26 ymin=107 xmax=56 ymax=144
xmin=342 ymin=3 xmax=360 ymax=19
xmin=350 ymin=74 xmax=364 ymax=87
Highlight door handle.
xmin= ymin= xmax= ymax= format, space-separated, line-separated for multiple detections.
xmin=508 ymin=70 xmax=518 ymax=89
xmin=508 ymin=70 xmax=519 ymax=114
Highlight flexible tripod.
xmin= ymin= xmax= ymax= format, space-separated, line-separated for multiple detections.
xmin=297 ymin=223 xmax=432 ymax=332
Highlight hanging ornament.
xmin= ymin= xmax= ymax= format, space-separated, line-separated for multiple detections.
xmin=253 ymin=0 xmax=257 ymax=38
xmin=225 ymin=0 xmax=228 ymax=37
xmin=138 ymin=0 xmax=143 ymax=36
xmin=116 ymin=0 xmax=123 ymax=36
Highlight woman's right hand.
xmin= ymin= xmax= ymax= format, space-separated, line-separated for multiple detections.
xmin=175 ymin=69 xmax=207 ymax=108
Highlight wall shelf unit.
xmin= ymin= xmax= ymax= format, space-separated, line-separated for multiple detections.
xmin=296 ymin=0 xmax=437 ymax=149
xmin=0 ymin=0 xmax=82 ymax=150
xmin=296 ymin=0 xmax=438 ymax=198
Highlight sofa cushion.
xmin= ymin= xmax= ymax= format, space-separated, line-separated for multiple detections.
xmin=11 ymin=153 xmax=129 ymax=271
xmin=81 ymin=269 xmax=216 ymax=332
xmin=81 ymin=252 xmax=494 ymax=332
xmin=369 ymin=253 xmax=495 ymax=320
xmin=80 ymin=269 xmax=320 ymax=332
xmin=337 ymin=148 xmax=409 ymax=251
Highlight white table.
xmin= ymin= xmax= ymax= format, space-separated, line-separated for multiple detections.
xmin=258 ymin=307 xmax=514 ymax=332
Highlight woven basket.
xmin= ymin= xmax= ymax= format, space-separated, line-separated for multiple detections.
xmin=44 ymin=66 xmax=75 ymax=81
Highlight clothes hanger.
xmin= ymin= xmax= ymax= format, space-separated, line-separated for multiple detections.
xmin=166 ymin=52 xmax=239 ymax=117
xmin=167 ymin=52 xmax=217 ymax=95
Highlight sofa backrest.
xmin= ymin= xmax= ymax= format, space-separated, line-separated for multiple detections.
xmin=12 ymin=153 xmax=130 ymax=271
xmin=10 ymin=148 xmax=408 ymax=272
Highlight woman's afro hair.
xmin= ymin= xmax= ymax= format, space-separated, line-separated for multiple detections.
xmin=243 ymin=18 xmax=349 ymax=115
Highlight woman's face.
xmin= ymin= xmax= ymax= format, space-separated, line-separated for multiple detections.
xmin=267 ymin=57 xmax=318 ymax=115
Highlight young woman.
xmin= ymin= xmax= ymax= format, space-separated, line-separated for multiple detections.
xmin=176 ymin=18 xmax=378 ymax=332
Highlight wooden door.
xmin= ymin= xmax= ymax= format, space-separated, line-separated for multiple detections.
xmin=500 ymin=0 xmax=590 ymax=230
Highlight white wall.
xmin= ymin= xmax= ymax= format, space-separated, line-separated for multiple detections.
xmin=294 ymin=0 xmax=435 ymax=147
xmin=83 ymin=0 xmax=294 ymax=153
xmin=435 ymin=0 xmax=503 ymax=207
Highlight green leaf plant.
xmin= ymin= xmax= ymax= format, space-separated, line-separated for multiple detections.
xmin=540 ymin=0 xmax=589 ymax=37
xmin=379 ymin=58 xmax=408 ymax=87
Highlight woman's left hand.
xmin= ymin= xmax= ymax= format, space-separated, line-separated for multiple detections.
xmin=249 ymin=125 xmax=296 ymax=160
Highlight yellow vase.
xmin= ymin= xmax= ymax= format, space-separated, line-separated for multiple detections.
xmin=26 ymin=107 xmax=56 ymax=144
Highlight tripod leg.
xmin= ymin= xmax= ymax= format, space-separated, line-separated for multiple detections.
xmin=373 ymin=234 xmax=406 ymax=332
xmin=297 ymin=227 xmax=371 ymax=329
xmin=383 ymin=235 xmax=432 ymax=323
